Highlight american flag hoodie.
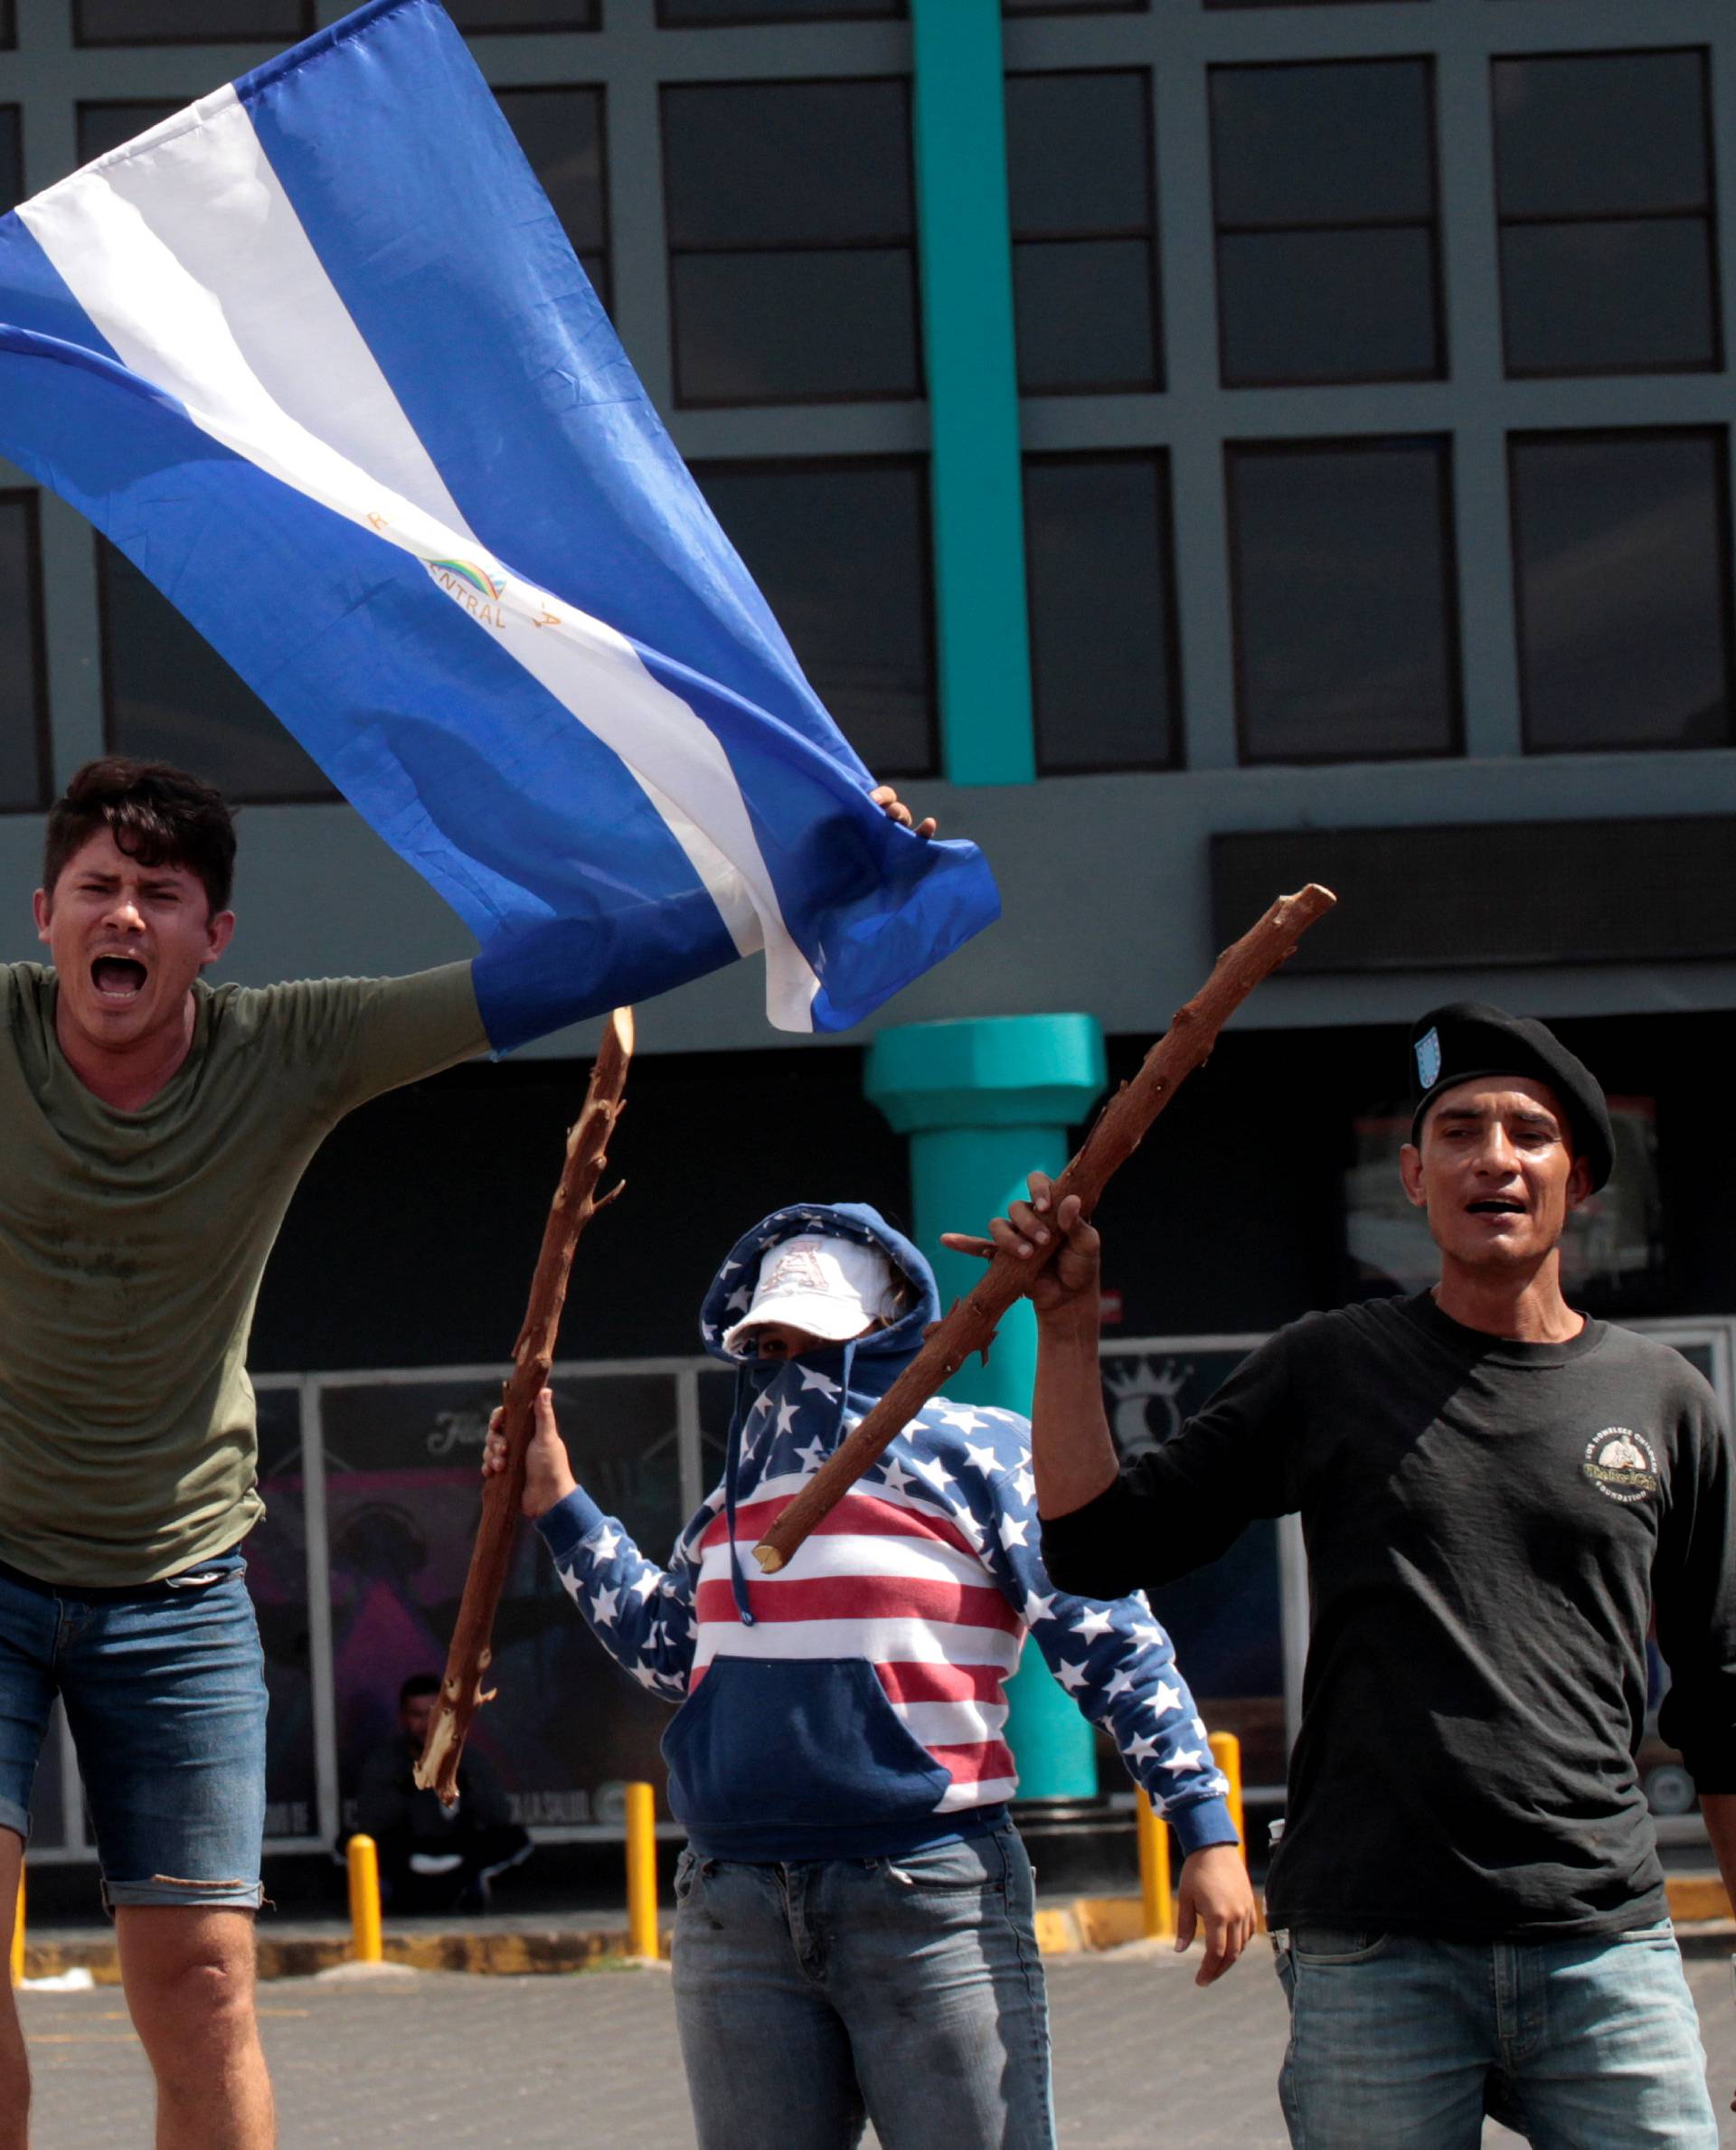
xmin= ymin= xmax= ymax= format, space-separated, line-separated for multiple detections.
xmin=534 ymin=1202 xmax=1235 ymax=1863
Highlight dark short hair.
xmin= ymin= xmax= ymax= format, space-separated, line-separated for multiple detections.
xmin=42 ymin=758 xmax=237 ymax=918
xmin=399 ymin=1674 xmax=442 ymax=1707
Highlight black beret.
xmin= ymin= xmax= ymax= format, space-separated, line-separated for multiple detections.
xmin=1407 ymin=1001 xmax=1614 ymax=1192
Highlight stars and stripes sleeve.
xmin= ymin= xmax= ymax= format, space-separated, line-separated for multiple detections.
xmin=533 ymin=1486 xmax=712 ymax=1702
xmin=917 ymin=1403 xmax=1238 ymax=1857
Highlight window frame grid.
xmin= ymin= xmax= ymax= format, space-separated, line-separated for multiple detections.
xmin=1223 ymin=432 xmax=1466 ymax=770
xmin=1004 ymin=1 xmax=1148 ymax=18
xmin=94 ymin=536 xmax=341 ymax=809
xmin=1005 ymin=66 xmax=1165 ymax=398
xmin=691 ymin=449 xmax=941 ymax=780
xmin=1506 ymin=422 xmax=1736 ymax=759
xmin=1207 ymin=54 xmax=1448 ymax=393
xmin=444 ymin=1 xmax=600 ymax=30
xmin=0 ymin=490 xmax=53 ymax=816
xmin=0 ymin=103 xmax=21 ymax=214
xmin=658 ymin=74 xmax=925 ymax=413
xmin=1024 ymin=446 xmax=1183 ymax=777
xmin=71 ymin=0 xmax=316 ymax=47
xmin=655 ymin=1 xmax=902 ymax=25
xmin=1492 ymin=46 xmax=1724 ymax=384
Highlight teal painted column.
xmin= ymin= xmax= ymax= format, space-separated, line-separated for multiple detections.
xmin=909 ymin=0 xmax=1036 ymax=787
xmin=866 ymin=1015 xmax=1106 ymax=1797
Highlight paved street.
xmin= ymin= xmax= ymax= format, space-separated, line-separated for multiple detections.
xmin=15 ymin=1947 xmax=1736 ymax=2148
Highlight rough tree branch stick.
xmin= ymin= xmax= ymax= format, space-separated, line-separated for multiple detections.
xmin=753 ymin=886 xmax=1336 ymax=1576
xmin=415 ymin=1006 xmax=635 ymax=1806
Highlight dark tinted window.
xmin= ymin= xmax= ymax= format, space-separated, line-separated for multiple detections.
xmin=1511 ymin=430 xmax=1732 ymax=753
xmin=0 ymin=495 xmax=50 ymax=812
xmin=0 ymin=108 xmax=20 ymax=215
xmin=1025 ymin=454 xmax=1178 ymax=772
xmin=1005 ymin=73 xmax=1160 ymax=394
xmin=1228 ymin=438 xmax=1460 ymax=764
xmin=661 ymin=1 xmax=899 ymax=20
xmin=75 ymin=0 xmax=312 ymax=42
xmin=693 ymin=460 xmax=936 ymax=777
xmin=99 ymin=541 xmax=337 ymax=802
xmin=495 ymin=88 xmax=609 ymax=306
xmin=78 ymin=102 xmax=180 ymax=167
xmin=663 ymin=81 xmax=920 ymax=407
xmin=0 ymin=2 xmax=13 ymax=48
xmin=1211 ymin=61 xmax=1441 ymax=389
xmin=1494 ymin=52 xmax=1718 ymax=377
xmin=1004 ymin=0 xmax=1146 ymax=14
xmin=446 ymin=0 xmax=599 ymax=26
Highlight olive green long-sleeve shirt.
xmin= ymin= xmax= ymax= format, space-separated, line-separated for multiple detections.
xmin=0 ymin=960 xmax=486 ymax=1585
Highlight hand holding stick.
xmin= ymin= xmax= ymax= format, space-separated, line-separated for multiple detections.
xmin=416 ymin=1006 xmax=635 ymax=1806
xmin=751 ymin=886 xmax=1335 ymax=1576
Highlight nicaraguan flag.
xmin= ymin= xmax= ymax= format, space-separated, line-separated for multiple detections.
xmin=0 ymin=0 xmax=999 ymax=1045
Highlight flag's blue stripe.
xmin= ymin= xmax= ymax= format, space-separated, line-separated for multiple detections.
xmin=237 ymin=0 xmax=856 ymax=774
xmin=0 ymin=238 xmax=739 ymax=1049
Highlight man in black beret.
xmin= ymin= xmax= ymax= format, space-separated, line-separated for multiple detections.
xmin=949 ymin=1004 xmax=1736 ymax=2148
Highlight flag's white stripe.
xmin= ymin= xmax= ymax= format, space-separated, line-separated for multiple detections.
xmin=737 ymin=1468 xmax=979 ymax=1536
xmin=20 ymin=94 xmax=825 ymax=1022
xmin=697 ymin=1533 xmax=987 ymax=1592
xmin=694 ymin=1618 xmax=1022 ymax=1674
xmin=61 ymin=89 xmax=473 ymax=536
xmin=936 ymin=1777 xmax=1019 ymax=1810
xmin=890 ymin=1699 xmax=1009 ymax=1747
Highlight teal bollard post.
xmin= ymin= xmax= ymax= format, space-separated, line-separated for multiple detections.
xmin=865 ymin=1015 xmax=1107 ymax=1799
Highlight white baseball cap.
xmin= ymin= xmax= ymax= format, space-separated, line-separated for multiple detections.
xmin=722 ymin=1235 xmax=901 ymax=1355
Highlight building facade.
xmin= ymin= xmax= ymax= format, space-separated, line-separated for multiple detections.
xmin=2 ymin=0 xmax=1733 ymax=1862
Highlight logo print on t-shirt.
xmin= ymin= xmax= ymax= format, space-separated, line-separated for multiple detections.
xmin=1580 ymin=1427 xmax=1659 ymax=1505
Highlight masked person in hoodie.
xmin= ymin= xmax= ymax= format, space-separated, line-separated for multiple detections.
xmin=484 ymin=1202 xmax=1256 ymax=2150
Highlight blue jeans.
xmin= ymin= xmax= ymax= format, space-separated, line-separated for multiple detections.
xmin=0 ymin=1551 xmax=266 ymax=1909
xmin=671 ymin=1823 xmax=1054 ymax=2150
xmin=1274 ymin=1920 xmax=1718 ymax=2148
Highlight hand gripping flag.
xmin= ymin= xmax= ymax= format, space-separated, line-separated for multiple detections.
xmin=0 ymin=0 xmax=999 ymax=1046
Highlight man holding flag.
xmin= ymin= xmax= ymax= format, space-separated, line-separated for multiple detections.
xmin=0 ymin=3 xmax=995 ymax=2141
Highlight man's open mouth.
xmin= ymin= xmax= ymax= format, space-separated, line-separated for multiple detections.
xmin=1467 ymin=1199 xmax=1525 ymax=1216
xmin=90 ymin=956 xmax=148 ymax=1001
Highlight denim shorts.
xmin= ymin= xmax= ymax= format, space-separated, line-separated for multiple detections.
xmin=0 ymin=1550 xmax=267 ymax=1910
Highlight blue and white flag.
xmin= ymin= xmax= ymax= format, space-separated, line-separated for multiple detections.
xmin=0 ymin=0 xmax=998 ymax=1046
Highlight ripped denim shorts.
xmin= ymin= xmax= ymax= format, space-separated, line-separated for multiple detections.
xmin=0 ymin=1548 xmax=266 ymax=1910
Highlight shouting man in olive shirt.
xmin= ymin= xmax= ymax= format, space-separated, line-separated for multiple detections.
xmin=0 ymin=758 xmax=934 ymax=2150
xmin=956 ymin=1004 xmax=1736 ymax=2149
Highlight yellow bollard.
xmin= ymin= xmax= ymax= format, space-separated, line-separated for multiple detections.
xmin=346 ymin=1833 xmax=383 ymax=1965
xmin=9 ymin=1867 xmax=22 ymax=1988
xmin=1136 ymin=1791 xmax=1174 ymax=1940
xmin=1209 ymin=1731 xmax=1247 ymax=1862
xmin=625 ymin=1781 xmax=659 ymax=1959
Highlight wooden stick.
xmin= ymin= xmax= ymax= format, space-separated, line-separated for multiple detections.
xmin=752 ymin=886 xmax=1335 ymax=1575
xmin=415 ymin=1006 xmax=635 ymax=1806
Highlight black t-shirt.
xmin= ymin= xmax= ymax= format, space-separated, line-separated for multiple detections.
xmin=1041 ymin=1293 xmax=1736 ymax=1940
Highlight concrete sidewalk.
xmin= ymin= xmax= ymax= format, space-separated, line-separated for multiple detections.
xmin=16 ymin=1944 xmax=1736 ymax=2148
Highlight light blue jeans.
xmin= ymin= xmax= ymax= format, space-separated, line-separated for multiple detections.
xmin=1273 ymin=1919 xmax=1718 ymax=2147
xmin=671 ymin=1823 xmax=1054 ymax=2150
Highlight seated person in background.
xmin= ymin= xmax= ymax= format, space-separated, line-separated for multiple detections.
xmin=348 ymin=1673 xmax=532 ymax=1914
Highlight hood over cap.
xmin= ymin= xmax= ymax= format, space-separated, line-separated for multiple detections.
xmin=697 ymin=1203 xmax=938 ymax=1630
